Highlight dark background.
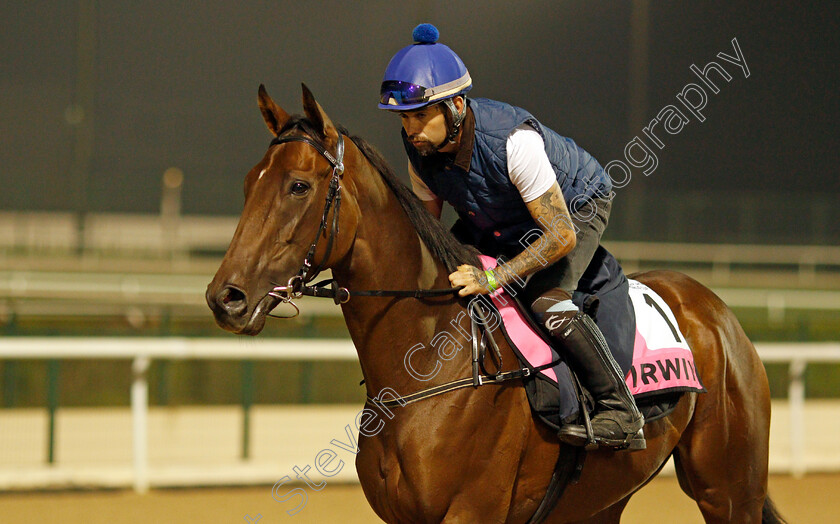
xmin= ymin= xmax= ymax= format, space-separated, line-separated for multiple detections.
xmin=1 ymin=1 xmax=837 ymax=241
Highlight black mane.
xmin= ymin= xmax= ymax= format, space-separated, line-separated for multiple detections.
xmin=338 ymin=125 xmax=481 ymax=274
xmin=274 ymin=115 xmax=480 ymax=272
xmin=277 ymin=115 xmax=324 ymax=140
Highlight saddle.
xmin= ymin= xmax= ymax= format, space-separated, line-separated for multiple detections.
xmin=472 ymin=249 xmax=705 ymax=436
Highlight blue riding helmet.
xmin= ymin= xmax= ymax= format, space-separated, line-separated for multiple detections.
xmin=378 ymin=24 xmax=472 ymax=111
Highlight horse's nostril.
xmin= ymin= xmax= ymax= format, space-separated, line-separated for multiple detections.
xmin=218 ymin=286 xmax=248 ymax=317
xmin=222 ymin=287 xmax=245 ymax=305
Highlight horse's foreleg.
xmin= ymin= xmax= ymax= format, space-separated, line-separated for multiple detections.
xmin=439 ymin=486 xmax=519 ymax=524
xmin=559 ymin=495 xmax=631 ymax=524
xmin=440 ymin=506 xmax=505 ymax=524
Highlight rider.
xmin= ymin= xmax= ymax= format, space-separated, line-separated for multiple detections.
xmin=378 ymin=24 xmax=644 ymax=450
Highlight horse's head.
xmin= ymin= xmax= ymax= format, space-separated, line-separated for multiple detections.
xmin=207 ymin=84 xmax=359 ymax=334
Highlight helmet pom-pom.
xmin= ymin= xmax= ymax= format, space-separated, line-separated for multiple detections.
xmin=412 ymin=23 xmax=439 ymax=44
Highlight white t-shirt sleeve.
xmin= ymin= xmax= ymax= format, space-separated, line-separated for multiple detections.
xmin=506 ymin=124 xmax=557 ymax=203
xmin=408 ymin=161 xmax=439 ymax=201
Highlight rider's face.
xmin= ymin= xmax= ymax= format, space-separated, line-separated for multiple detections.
xmin=399 ymin=105 xmax=447 ymax=156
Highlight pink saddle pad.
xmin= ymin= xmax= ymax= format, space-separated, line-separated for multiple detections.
xmin=479 ymin=256 xmax=704 ymax=397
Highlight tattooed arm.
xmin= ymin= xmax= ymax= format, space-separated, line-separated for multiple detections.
xmin=448 ymin=182 xmax=576 ymax=296
xmin=448 ymin=124 xmax=576 ymax=296
xmin=497 ymin=181 xmax=576 ymax=284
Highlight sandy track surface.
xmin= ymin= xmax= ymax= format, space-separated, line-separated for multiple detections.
xmin=0 ymin=474 xmax=834 ymax=523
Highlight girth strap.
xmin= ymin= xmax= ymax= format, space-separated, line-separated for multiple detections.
xmin=526 ymin=446 xmax=586 ymax=524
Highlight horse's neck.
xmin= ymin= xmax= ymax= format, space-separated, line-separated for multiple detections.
xmin=331 ymin=160 xmax=471 ymax=395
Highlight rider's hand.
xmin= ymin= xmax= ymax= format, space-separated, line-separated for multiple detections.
xmin=449 ymin=264 xmax=493 ymax=297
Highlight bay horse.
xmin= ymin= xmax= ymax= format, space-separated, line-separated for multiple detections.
xmin=207 ymin=84 xmax=785 ymax=523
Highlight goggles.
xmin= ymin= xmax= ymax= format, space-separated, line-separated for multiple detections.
xmin=379 ymin=80 xmax=430 ymax=106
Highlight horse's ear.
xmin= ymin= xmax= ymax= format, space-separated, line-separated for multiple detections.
xmin=301 ymin=83 xmax=338 ymax=145
xmin=257 ymin=84 xmax=290 ymax=137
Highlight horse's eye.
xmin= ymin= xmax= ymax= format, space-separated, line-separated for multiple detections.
xmin=290 ymin=181 xmax=310 ymax=196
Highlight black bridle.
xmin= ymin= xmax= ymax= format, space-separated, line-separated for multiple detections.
xmin=264 ymin=130 xmax=460 ymax=318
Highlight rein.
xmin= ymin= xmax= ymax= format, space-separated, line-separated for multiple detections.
xmin=265 ymin=130 xmax=461 ymax=318
xmin=367 ymin=298 xmax=561 ymax=408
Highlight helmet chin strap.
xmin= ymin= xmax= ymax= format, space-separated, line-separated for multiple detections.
xmin=437 ymin=97 xmax=467 ymax=148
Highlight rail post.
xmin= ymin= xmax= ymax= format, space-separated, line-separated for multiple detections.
xmin=789 ymin=358 xmax=807 ymax=478
xmin=132 ymin=355 xmax=150 ymax=493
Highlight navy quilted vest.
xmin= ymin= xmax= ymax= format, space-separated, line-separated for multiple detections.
xmin=404 ymin=98 xmax=611 ymax=256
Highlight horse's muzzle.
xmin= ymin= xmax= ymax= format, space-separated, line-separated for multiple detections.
xmin=206 ymin=283 xmax=271 ymax=335
xmin=204 ymin=283 xmax=254 ymax=334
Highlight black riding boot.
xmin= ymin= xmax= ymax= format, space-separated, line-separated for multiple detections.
xmin=551 ymin=311 xmax=646 ymax=450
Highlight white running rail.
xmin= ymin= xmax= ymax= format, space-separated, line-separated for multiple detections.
xmin=0 ymin=338 xmax=837 ymax=490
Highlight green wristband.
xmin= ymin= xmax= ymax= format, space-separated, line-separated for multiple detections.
xmin=484 ymin=269 xmax=499 ymax=292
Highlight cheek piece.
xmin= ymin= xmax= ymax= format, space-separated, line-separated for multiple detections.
xmin=441 ymin=98 xmax=467 ymax=145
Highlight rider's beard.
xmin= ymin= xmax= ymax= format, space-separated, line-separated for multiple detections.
xmin=409 ymin=136 xmax=441 ymax=156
